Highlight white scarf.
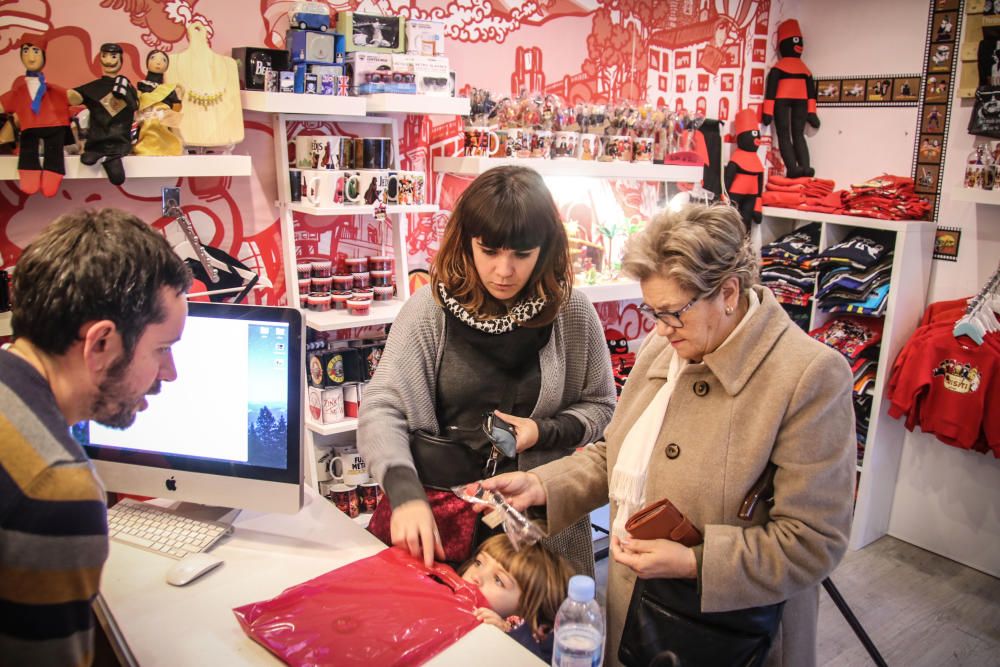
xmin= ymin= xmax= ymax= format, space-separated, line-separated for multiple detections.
xmin=609 ymin=289 xmax=760 ymax=539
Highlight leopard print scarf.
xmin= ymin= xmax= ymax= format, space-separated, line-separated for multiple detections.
xmin=437 ymin=282 xmax=546 ymax=335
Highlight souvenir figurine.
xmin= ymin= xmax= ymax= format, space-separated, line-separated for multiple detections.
xmin=0 ymin=34 xmax=72 ymax=197
xmin=725 ymin=108 xmax=765 ymax=231
xmin=68 ymin=43 xmax=139 ymax=185
xmin=134 ymin=50 xmax=183 ymax=156
xmin=761 ymin=20 xmax=820 ymax=177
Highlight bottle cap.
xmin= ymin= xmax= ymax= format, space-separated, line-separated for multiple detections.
xmin=568 ymin=574 xmax=595 ymax=602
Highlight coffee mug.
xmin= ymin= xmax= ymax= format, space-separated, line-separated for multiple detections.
xmin=301 ymin=169 xmax=347 ymax=207
xmin=360 ymin=137 xmax=393 ymax=169
xmin=605 ymin=135 xmax=633 ymax=162
xmin=315 ymin=448 xmax=333 ymax=482
xmin=463 ymin=127 xmax=500 ymax=157
xmin=503 ymin=128 xmax=531 ymax=158
xmin=531 ymin=129 xmax=553 ymax=158
xmin=577 ymin=133 xmax=603 ymax=161
xmin=358 ymin=481 xmax=383 ymax=513
xmin=328 ymin=483 xmax=360 ymax=518
xmin=345 ymin=169 xmax=389 ymax=205
xmin=328 ymin=446 xmax=370 ymax=485
xmin=295 ymin=135 xmax=346 ymax=170
xmin=633 ymin=136 xmax=654 ymax=162
xmin=388 ymin=170 xmax=426 ymax=205
xmin=552 ymin=131 xmax=579 ymax=159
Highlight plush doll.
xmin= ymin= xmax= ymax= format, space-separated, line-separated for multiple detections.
xmin=0 ymin=34 xmax=72 ymax=197
xmin=134 ymin=49 xmax=183 ymax=156
xmin=762 ymin=19 xmax=819 ymax=178
xmin=725 ymin=108 xmax=764 ymax=231
xmin=67 ymin=43 xmax=138 ymax=185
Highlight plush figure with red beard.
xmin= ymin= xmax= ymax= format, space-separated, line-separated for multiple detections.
xmin=725 ymin=108 xmax=764 ymax=231
xmin=762 ymin=19 xmax=819 ymax=178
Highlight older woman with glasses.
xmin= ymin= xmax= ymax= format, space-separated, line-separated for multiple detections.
xmin=484 ymin=204 xmax=856 ymax=667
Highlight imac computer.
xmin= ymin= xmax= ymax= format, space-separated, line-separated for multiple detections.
xmin=74 ymin=302 xmax=304 ymax=515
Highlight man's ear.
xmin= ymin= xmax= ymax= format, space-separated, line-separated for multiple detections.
xmin=81 ymin=320 xmax=122 ymax=375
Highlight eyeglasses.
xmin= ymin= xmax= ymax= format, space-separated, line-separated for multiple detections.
xmin=638 ymin=298 xmax=697 ymax=328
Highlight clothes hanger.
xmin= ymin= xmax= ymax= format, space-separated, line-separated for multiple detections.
xmin=954 ymin=265 xmax=1000 ymax=344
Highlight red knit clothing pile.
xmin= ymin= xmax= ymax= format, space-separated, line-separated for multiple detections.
xmin=762 ymin=174 xmax=840 ymax=212
xmin=887 ymin=299 xmax=1000 ymax=457
xmin=840 ymin=174 xmax=931 ymax=221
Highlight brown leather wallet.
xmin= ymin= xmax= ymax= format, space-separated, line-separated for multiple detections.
xmin=624 ymin=498 xmax=704 ymax=547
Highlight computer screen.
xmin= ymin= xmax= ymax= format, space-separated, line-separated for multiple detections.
xmin=75 ymin=302 xmax=304 ymax=514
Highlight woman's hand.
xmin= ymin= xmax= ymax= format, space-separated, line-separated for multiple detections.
xmin=611 ymin=534 xmax=698 ymax=580
xmin=390 ymin=499 xmax=445 ymax=568
xmin=474 ymin=607 xmax=512 ymax=632
xmin=493 ymin=410 xmax=539 ymax=452
xmin=476 ymin=472 xmax=547 ymax=512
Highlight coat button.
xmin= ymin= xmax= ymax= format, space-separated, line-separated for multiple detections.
xmin=665 ymin=443 xmax=681 ymax=459
xmin=693 ymin=380 xmax=710 ymax=396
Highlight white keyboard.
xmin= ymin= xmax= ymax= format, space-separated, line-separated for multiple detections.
xmin=107 ymin=498 xmax=233 ymax=559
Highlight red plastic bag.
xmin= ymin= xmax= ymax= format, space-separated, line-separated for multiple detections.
xmin=233 ymin=547 xmax=488 ymax=666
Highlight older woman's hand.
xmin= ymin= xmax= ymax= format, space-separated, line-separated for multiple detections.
xmin=611 ymin=534 xmax=698 ymax=580
xmin=492 ymin=410 xmax=539 ymax=452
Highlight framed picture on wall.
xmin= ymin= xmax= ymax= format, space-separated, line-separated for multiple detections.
xmin=925 ymin=74 xmax=950 ymax=102
xmin=841 ymin=79 xmax=866 ymax=101
xmin=927 ymin=42 xmax=954 ymax=73
xmin=893 ymin=77 xmax=921 ymax=101
xmin=932 ymin=12 xmax=957 ymax=43
xmin=922 ymin=105 xmax=947 ymax=133
xmin=918 ymin=133 xmax=943 ymax=162
xmin=933 ymin=226 xmax=961 ymax=261
xmin=915 ymin=163 xmax=941 ymax=192
xmin=817 ymin=80 xmax=841 ymax=102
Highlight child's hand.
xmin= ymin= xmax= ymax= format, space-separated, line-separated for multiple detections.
xmin=474 ymin=607 xmax=512 ymax=632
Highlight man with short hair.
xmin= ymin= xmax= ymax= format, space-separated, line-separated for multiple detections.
xmin=0 ymin=208 xmax=191 ymax=665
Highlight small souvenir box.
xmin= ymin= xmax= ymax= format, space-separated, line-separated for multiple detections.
xmin=294 ymin=63 xmax=344 ymax=93
xmin=405 ymin=20 xmax=445 ymax=56
xmin=337 ymin=12 xmax=405 ymax=53
xmin=414 ymin=55 xmax=451 ymax=96
xmin=345 ymin=52 xmax=393 ymax=94
xmin=287 ymin=29 xmax=344 ymax=64
xmin=231 ymin=47 xmax=291 ymax=90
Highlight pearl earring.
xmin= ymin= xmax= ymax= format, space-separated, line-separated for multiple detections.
xmin=725 ymin=306 xmax=734 ymax=315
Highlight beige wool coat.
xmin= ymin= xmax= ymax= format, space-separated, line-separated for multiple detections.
xmin=533 ymin=286 xmax=856 ymax=667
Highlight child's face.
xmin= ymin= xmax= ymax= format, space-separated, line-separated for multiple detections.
xmin=462 ymin=552 xmax=522 ymax=618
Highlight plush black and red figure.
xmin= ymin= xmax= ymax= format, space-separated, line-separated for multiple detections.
xmin=762 ymin=19 xmax=819 ymax=178
xmin=725 ymin=108 xmax=764 ymax=231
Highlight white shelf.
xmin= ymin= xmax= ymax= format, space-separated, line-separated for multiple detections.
xmin=434 ymin=156 xmax=703 ymax=182
xmin=949 ymin=187 xmax=1000 ymax=205
xmin=241 ymin=90 xmax=366 ymax=116
xmin=0 ymin=155 xmax=251 ymax=181
xmin=576 ymin=280 xmax=641 ymax=303
xmin=289 ymin=202 xmax=438 ymax=216
xmin=762 ymin=207 xmax=935 ymax=234
xmin=0 ymin=311 xmax=10 ymax=337
xmin=306 ymin=416 xmax=358 ymax=436
xmin=363 ymin=94 xmax=470 ymax=116
xmin=304 ymin=298 xmax=405 ymax=331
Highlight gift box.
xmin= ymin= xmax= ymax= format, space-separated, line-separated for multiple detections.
xmin=413 ymin=55 xmax=451 ymax=96
xmin=405 ymin=19 xmax=445 ymax=56
xmin=231 ymin=47 xmax=291 ymax=90
xmin=294 ymin=63 xmax=344 ymax=93
xmin=287 ymin=29 xmax=342 ymax=64
xmin=345 ymin=52 xmax=392 ymax=93
xmin=337 ymin=12 xmax=404 ymax=53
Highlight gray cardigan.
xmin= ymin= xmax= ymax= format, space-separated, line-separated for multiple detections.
xmin=358 ymin=285 xmax=617 ymax=485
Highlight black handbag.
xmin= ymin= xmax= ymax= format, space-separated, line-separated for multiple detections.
xmin=618 ymin=577 xmax=783 ymax=667
xmin=409 ymin=429 xmax=493 ymax=491
xmin=968 ymin=86 xmax=1000 ymax=139
xmin=619 ymin=464 xmax=783 ymax=667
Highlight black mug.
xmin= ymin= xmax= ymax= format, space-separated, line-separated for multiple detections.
xmin=361 ymin=137 xmax=393 ymax=169
xmin=289 ymin=169 xmax=302 ymax=202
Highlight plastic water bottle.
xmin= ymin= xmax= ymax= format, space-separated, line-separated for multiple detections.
xmin=552 ymin=574 xmax=605 ymax=667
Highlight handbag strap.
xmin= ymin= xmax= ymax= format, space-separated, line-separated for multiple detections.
xmin=738 ymin=462 xmax=777 ymax=521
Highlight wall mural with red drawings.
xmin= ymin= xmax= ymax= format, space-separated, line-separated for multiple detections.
xmin=0 ymin=0 xmax=773 ymax=342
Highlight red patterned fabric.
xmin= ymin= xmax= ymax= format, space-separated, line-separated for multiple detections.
xmin=368 ymin=487 xmax=479 ymax=563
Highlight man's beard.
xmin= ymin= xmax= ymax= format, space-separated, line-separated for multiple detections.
xmin=91 ymin=353 xmax=160 ymax=429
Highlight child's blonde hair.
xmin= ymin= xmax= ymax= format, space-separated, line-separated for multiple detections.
xmin=463 ymin=535 xmax=576 ymax=637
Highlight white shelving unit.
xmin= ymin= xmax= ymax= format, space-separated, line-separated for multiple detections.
xmin=948 ymin=187 xmax=1000 ymax=205
xmin=241 ymin=90 xmax=366 ymax=116
xmin=363 ymin=94 xmax=470 ymax=116
xmin=0 ymin=311 xmax=11 ymax=337
xmin=759 ymin=206 xmax=936 ymax=551
xmin=434 ymin=156 xmax=703 ymax=181
xmin=306 ymin=416 xmax=359 ymax=436
xmin=305 ymin=298 xmax=405 ymax=332
xmin=289 ymin=202 xmax=438 ymax=216
xmin=576 ymin=280 xmax=641 ymax=303
xmin=0 ymin=155 xmax=251 ymax=180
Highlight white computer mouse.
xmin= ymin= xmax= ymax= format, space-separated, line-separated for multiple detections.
xmin=165 ymin=552 xmax=224 ymax=586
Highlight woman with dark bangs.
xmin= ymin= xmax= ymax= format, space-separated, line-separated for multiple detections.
xmin=359 ymin=166 xmax=615 ymax=576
